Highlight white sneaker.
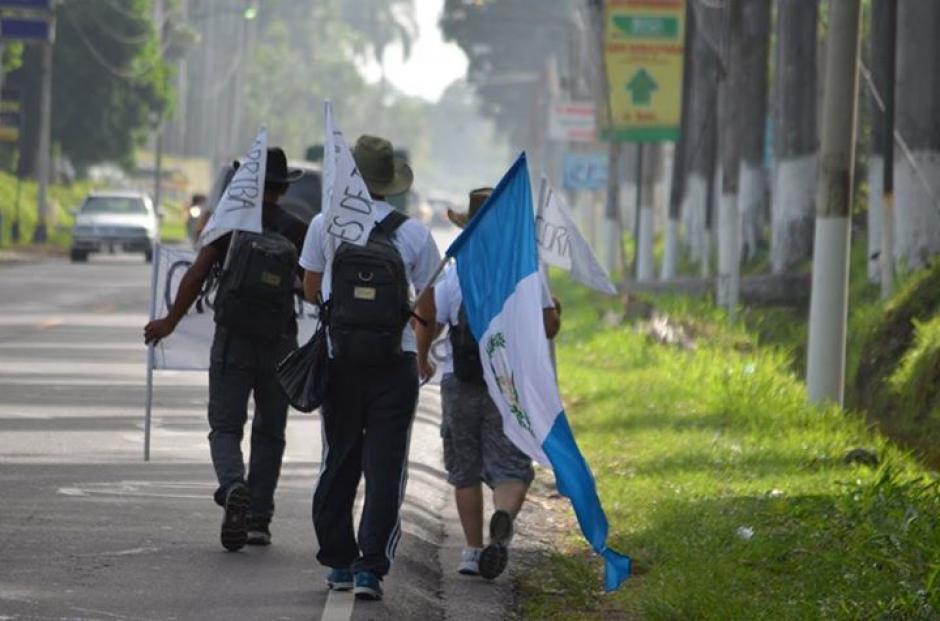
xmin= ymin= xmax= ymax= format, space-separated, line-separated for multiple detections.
xmin=458 ymin=547 xmax=482 ymax=575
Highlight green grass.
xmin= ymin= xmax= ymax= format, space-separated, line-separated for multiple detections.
xmin=0 ymin=171 xmax=94 ymax=248
xmin=519 ymin=276 xmax=940 ymax=620
xmin=0 ymin=169 xmax=187 ymax=248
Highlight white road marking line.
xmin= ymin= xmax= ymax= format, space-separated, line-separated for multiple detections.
xmin=57 ymin=487 xmax=87 ymax=496
xmin=321 ymin=590 xmax=355 ymax=621
xmin=73 ymin=546 xmax=160 ymax=557
xmin=0 ymin=342 xmax=144 ymax=350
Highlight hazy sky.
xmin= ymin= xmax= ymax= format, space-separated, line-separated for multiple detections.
xmin=358 ymin=0 xmax=469 ymax=102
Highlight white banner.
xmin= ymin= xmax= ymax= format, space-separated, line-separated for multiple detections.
xmin=199 ymin=127 xmax=268 ymax=247
xmin=537 ymin=177 xmax=617 ymax=295
xmin=321 ymin=100 xmax=379 ymax=247
xmin=151 ymin=244 xmax=320 ymax=371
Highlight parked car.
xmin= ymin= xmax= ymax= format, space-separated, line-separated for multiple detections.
xmin=70 ymin=190 xmax=160 ymax=263
xmin=192 ymin=160 xmax=322 ymax=244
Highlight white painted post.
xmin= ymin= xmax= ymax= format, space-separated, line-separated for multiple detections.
xmin=806 ymin=0 xmax=862 ymax=406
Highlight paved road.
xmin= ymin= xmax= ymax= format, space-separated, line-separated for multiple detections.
xmin=0 ymin=229 xmax=517 ymax=620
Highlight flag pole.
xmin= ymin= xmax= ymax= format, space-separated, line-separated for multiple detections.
xmin=411 ymin=255 xmax=451 ymax=314
xmin=144 ymin=243 xmax=161 ymax=462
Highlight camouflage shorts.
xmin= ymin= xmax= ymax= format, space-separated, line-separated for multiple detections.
xmin=440 ymin=374 xmax=534 ymax=489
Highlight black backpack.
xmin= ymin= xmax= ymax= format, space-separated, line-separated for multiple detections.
xmin=329 ymin=211 xmax=411 ymax=363
xmin=449 ymin=305 xmax=485 ymax=384
xmin=214 ymin=229 xmax=298 ymax=340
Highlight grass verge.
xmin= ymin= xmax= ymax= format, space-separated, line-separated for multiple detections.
xmin=0 ymin=170 xmax=186 ymax=249
xmin=518 ymin=275 xmax=940 ymax=620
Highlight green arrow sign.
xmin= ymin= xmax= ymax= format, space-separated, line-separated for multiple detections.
xmin=626 ymin=69 xmax=658 ymax=106
xmin=613 ymin=15 xmax=679 ymax=38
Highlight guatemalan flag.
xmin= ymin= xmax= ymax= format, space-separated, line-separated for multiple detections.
xmin=446 ymin=153 xmax=632 ymax=591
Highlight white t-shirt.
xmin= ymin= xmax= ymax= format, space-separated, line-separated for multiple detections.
xmin=299 ymin=201 xmax=442 ymax=353
xmin=434 ymin=264 xmax=555 ymax=374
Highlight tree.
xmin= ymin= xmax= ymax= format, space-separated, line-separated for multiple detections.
xmin=682 ymin=0 xmax=720 ymax=277
xmin=806 ymin=0 xmax=862 ymax=405
xmin=770 ymin=0 xmax=818 ymax=274
xmin=717 ymin=0 xmax=743 ymax=310
xmin=11 ymin=0 xmax=173 ymax=177
xmin=661 ymin=1 xmax=695 ymax=281
xmin=737 ymin=0 xmax=771 ymax=262
xmin=893 ymin=2 xmax=940 ymax=270
xmin=866 ymin=0 xmax=888 ymax=283
xmin=440 ymin=0 xmax=574 ymax=155
xmin=342 ymin=0 xmax=417 ymax=73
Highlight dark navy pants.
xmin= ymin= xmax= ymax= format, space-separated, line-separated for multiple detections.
xmin=208 ymin=326 xmax=297 ymax=520
xmin=313 ymin=354 xmax=419 ymax=577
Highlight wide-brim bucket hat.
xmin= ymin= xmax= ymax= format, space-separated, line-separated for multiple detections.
xmin=352 ymin=135 xmax=413 ymax=196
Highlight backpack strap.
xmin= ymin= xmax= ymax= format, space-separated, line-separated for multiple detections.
xmin=374 ymin=210 xmax=408 ymax=238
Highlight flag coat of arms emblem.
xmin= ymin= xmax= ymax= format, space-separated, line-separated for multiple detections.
xmin=447 ymin=153 xmax=631 ymax=591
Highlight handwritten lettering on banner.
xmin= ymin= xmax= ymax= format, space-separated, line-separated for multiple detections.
xmin=198 ymin=127 xmax=268 ymax=247
xmin=322 ymin=102 xmax=378 ymax=247
xmin=222 ymin=140 xmax=265 ymax=212
xmin=536 ymin=214 xmax=573 ymax=270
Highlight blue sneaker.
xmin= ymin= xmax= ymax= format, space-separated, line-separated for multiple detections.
xmin=326 ymin=568 xmax=353 ymax=591
xmin=353 ymin=571 xmax=383 ymax=601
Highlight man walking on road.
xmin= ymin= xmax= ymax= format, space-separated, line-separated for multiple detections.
xmin=144 ymin=147 xmax=307 ymax=551
xmin=300 ymin=135 xmax=441 ymax=601
xmin=437 ymin=188 xmax=561 ymax=579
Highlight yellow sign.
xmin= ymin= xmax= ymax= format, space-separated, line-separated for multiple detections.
xmin=603 ymin=0 xmax=686 ymax=142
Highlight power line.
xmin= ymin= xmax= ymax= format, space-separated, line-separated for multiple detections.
xmin=63 ymin=6 xmax=172 ymax=82
xmin=860 ymin=61 xmax=940 ymax=215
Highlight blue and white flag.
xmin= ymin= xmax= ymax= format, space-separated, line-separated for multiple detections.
xmin=446 ymin=153 xmax=632 ymax=591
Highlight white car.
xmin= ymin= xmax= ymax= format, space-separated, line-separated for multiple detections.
xmin=70 ymin=191 xmax=160 ymax=263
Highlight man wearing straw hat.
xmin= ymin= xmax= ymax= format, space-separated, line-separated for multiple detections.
xmin=435 ymin=187 xmax=560 ymax=580
xmin=300 ymin=135 xmax=441 ymax=601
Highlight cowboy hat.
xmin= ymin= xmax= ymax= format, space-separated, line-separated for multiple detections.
xmin=352 ymin=135 xmax=413 ymax=196
xmin=264 ymin=147 xmax=304 ymax=184
xmin=447 ymin=187 xmax=493 ymax=229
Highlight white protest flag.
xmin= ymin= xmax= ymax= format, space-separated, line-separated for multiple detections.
xmin=321 ymin=100 xmax=379 ymax=246
xmin=152 ymin=244 xmax=216 ymax=370
xmin=536 ymin=176 xmax=617 ymax=295
xmin=321 ymin=100 xmax=336 ymax=215
xmin=198 ymin=126 xmax=268 ymax=247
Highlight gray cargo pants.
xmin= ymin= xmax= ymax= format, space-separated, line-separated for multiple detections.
xmin=208 ymin=326 xmax=297 ymax=519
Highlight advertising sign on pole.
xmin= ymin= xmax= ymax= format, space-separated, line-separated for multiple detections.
xmin=549 ymin=101 xmax=597 ymax=143
xmin=603 ymin=0 xmax=686 ymax=142
xmin=562 ymin=152 xmax=608 ymax=192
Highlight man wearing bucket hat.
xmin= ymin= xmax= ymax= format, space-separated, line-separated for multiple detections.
xmin=300 ymin=135 xmax=442 ymax=601
xmin=435 ymin=187 xmax=560 ymax=579
xmin=145 ymin=147 xmax=308 ymax=551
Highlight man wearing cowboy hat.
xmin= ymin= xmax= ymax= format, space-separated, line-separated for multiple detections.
xmin=435 ymin=187 xmax=560 ymax=579
xmin=300 ymin=134 xmax=442 ymax=601
xmin=145 ymin=147 xmax=308 ymax=551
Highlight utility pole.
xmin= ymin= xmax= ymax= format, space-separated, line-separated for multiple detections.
xmin=152 ymin=0 xmax=164 ymax=216
xmin=880 ymin=0 xmax=897 ymax=299
xmin=806 ymin=0 xmax=862 ymax=405
xmin=32 ymin=29 xmax=52 ymax=243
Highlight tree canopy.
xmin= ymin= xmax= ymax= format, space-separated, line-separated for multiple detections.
xmin=10 ymin=0 xmax=176 ymax=176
